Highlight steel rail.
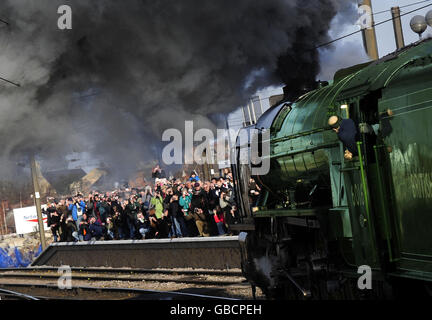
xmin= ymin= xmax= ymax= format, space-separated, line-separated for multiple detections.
xmin=0 ymin=272 xmax=244 ymax=286
xmin=0 ymin=267 xmax=247 ymax=287
xmin=0 ymin=287 xmax=40 ymax=300
xmin=0 ymin=266 xmax=242 ymax=277
xmin=0 ymin=282 xmax=241 ymax=300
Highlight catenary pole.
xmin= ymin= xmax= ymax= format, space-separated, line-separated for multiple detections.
xmin=391 ymin=6 xmax=405 ymax=50
xmin=360 ymin=0 xmax=379 ymax=60
xmin=30 ymin=155 xmax=47 ymax=251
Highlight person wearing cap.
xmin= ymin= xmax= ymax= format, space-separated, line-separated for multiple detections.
xmin=328 ymin=115 xmax=359 ymax=160
xmin=248 ymin=178 xmax=261 ymax=207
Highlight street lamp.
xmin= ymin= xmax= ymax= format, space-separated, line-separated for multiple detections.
xmin=426 ymin=10 xmax=432 ymax=27
xmin=410 ymin=15 xmax=428 ymax=39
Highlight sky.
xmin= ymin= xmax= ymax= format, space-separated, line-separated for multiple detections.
xmin=228 ymin=0 xmax=432 ymax=131
xmin=342 ymin=0 xmax=432 ymax=56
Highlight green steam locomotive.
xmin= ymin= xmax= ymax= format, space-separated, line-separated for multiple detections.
xmin=232 ymin=38 xmax=432 ymax=299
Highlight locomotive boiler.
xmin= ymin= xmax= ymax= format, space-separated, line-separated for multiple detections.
xmin=232 ymin=38 xmax=432 ymax=299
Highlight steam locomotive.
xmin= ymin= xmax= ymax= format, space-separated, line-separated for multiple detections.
xmin=231 ymin=38 xmax=432 ymax=299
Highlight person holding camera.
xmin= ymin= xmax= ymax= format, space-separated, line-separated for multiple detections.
xmin=56 ymin=199 xmax=69 ymax=242
xmin=46 ymin=202 xmax=60 ymax=242
xmin=248 ymin=178 xmax=261 ymax=207
xmin=142 ymin=186 xmax=153 ymax=212
xmin=89 ymin=216 xmax=104 ymax=241
xmin=179 ymin=188 xmax=197 ymax=236
xmin=203 ymin=182 xmax=219 ymax=236
xmin=220 ymin=187 xmax=238 ymax=233
xmin=168 ymin=194 xmax=188 ymax=238
xmin=152 ymin=164 xmax=166 ymax=184
xmin=111 ymin=205 xmax=124 ymax=239
xmin=190 ymin=183 xmax=210 ymax=237
xmin=149 ymin=188 xmax=171 ymax=238
xmin=68 ymin=196 xmax=86 ymax=230
xmin=213 ymin=205 xmax=227 ymax=236
xmin=136 ymin=211 xmax=150 ymax=239
xmin=125 ymin=195 xmax=139 ymax=239
xmin=78 ymin=213 xmax=91 ymax=241
xmin=150 ymin=189 xmax=164 ymax=219
xmin=65 ymin=216 xmax=79 ymax=242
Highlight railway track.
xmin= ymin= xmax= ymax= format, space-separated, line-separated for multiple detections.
xmin=0 ymin=267 xmax=245 ymax=286
xmin=0 ymin=282 xmax=241 ymax=300
xmin=0 ymin=266 xmax=243 ymax=276
xmin=0 ymin=287 xmax=41 ymax=300
xmin=0 ymin=267 xmax=253 ymax=300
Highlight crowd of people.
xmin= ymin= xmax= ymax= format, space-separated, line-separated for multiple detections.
xmin=43 ymin=168 xmax=241 ymax=242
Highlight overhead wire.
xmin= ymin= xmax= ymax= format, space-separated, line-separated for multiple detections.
xmin=239 ymin=1 xmax=432 ymax=107
xmin=372 ymin=0 xmax=431 ymax=15
xmin=316 ymin=2 xmax=432 ymax=49
xmin=0 ymin=17 xmax=19 ymax=86
xmin=235 ymin=1 xmax=432 ymax=127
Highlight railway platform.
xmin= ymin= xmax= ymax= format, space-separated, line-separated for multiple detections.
xmin=31 ymin=236 xmax=241 ymax=269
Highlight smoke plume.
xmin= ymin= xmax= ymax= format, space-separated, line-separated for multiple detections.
xmin=0 ymin=0 xmax=357 ymax=179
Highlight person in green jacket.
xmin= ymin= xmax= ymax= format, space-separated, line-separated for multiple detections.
xmin=150 ymin=191 xmax=164 ymax=219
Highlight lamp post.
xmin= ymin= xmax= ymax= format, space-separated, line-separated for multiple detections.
xmin=426 ymin=10 xmax=432 ymax=27
xmin=410 ymin=15 xmax=428 ymax=39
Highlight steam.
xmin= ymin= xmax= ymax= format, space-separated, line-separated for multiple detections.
xmin=0 ymin=0 xmax=357 ymax=179
xmin=318 ymin=2 xmax=371 ymax=81
xmin=318 ymin=40 xmax=370 ymax=81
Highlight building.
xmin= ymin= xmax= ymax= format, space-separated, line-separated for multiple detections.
xmin=228 ymin=89 xmax=284 ymax=132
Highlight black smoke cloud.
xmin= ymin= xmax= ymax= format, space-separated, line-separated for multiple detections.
xmin=0 ymin=0 xmax=356 ymax=178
